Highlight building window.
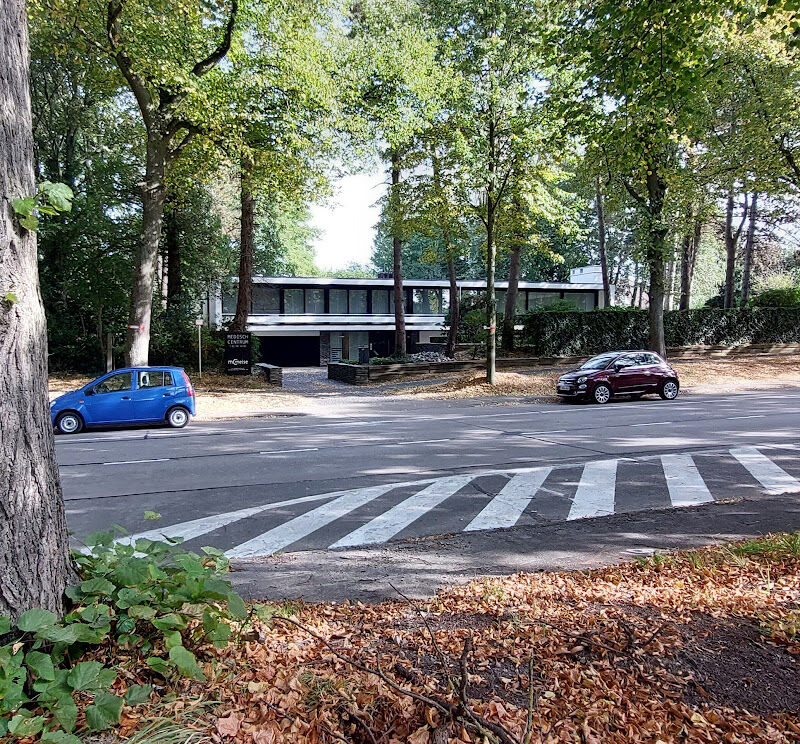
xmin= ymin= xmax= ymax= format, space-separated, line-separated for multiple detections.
xmin=527 ymin=291 xmax=561 ymax=310
xmin=566 ymin=292 xmax=596 ymax=311
xmin=349 ymin=289 xmax=368 ymax=314
xmin=252 ymin=285 xmax=280 ymax=314
xmin=306 ymin=288 xmax=324 ymax=314
xmin=371 ymin=290 xmax=395 ymax=314
xmin=222 ymin=290 xmax=236 ymax=315
xmin=495 ymin=289 xmax=506 ymax=313
xmin=284 ymin=288 xmax=304 ymax=314
xmin=330 ymin=289 xmax=347 ymax=314
xmin=412 ymin=288 xmax=443 ymax=314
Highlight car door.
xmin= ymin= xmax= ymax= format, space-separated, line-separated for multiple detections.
xmin=83 ymin=372 xmax=134 ymax=424
xmin=131 ymin=370 xmax=172 ymax=422
xmin=608 ymin=354 xmax=642 ymax=393
xmin=640 ymin=353 xmax=664 ymax=390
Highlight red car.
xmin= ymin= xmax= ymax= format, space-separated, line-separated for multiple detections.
xmin=556 ymin=350 xmax=680 ymax=404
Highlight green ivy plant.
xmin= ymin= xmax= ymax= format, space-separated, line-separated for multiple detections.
xmin=0 ymin=531 xmax=247 ymax=742
xmin=11 ymin=181 xmax=74 ymax=232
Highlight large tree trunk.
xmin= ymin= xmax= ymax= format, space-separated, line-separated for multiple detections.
xmin=740 ymin=192 xmax=758 ymax=307
xmin=231 ymin=153 xmax=254 ymax=333
xmin=125 ymin=134 xmax=167 ymax=365
xmin=645 ymin=171 xmax=668 ymax=357
xmin=595 ymin=176 xmax=610 ymax=305
xmin=1 ymin=0 xmax=74 ymax=620
xmin=390 ymin=152 xmax=406 ymax=357
xmin=445 ymin=254 xmax=459 ymax=358
xmin=630 ymin=262 xmax=639 ymax=307
xmin=486 ymin=198 xmax=497 ymax=384
xmin=501 ymin=245 xmax=521 ymax=352
xmin=723 ymin=189 xmax=736 ymax=309
xmin=165 ymin=199 xmax=182 ymax=308
xmin=679 ymin=217 xmax=702 ymax=310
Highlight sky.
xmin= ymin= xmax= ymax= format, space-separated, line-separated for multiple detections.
xmin=309 ymin=172 xmax=386 ymax=271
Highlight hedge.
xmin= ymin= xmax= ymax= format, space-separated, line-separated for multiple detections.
xmin=519 ymin=308 xmax=800 ymax=357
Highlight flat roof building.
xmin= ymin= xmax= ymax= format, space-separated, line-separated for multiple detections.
xmin=212 ymin=269 xmax=610 ymax=366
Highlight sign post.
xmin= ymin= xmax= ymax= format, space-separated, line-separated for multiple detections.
xmin=224 ymin=332 xmax=252 ymax=375
xmin=195 ymin=317 xmax=204 ymax=379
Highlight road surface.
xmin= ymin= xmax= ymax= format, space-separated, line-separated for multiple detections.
xmin=59 ymin=388 xmax=800 ymax=563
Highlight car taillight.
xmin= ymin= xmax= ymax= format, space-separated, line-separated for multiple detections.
xmin=181 ymin=370 xmax=194 ymax=396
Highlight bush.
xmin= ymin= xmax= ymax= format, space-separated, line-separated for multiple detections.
xmin=749 ymin=287 xmax=800 ymax=308
xmin=520 ymin=307 xmax=800 ymax=356
xmin=0 ymin=530 xmax=251 ymax=742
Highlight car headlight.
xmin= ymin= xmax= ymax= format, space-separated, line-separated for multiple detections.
xmin=577 ymin=376 xmax=587 ymax=383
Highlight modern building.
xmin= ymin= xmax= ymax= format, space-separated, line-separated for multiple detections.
xmin=213 ymin=269 xmax=611 ymax=366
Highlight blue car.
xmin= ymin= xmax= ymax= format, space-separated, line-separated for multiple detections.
xmin=50 ymin=367 xmax=196 ymax=434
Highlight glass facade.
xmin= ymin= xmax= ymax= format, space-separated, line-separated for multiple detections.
xmin=329 ymin=289 xmax=348 ymax=314
xmin=252 ymin=285 xmax=280 ymax=314
xmin=222 ymin=284 xmax=597 ymax=317
xmin=284 ymin=288 xmax=305 ymax=314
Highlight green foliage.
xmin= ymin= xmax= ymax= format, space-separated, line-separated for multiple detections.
xmin=0 ymin=533 xmax=245 ymax=741
xmin=11 ymin=182 xmax=74 ymax=232
xmin=521 ymin=308 xmax=800 ymax=356
xmin=749 ymin=286 xmax=800 ymax=307
xmin=528 ymin=299 xmax=579 ymax=314
xmin=731 ymin=532 xmax=800 ymax=557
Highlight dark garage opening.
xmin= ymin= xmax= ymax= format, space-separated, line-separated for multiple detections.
xmin=258 ymin=335 xmax=320 ymax=367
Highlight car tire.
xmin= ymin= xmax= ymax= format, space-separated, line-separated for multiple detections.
xmin=55 ymin=411 xmax=83 ymax=435
xmin=659 ymin=379 xmax=680 ymax=400
xmin=593 ymin=383 xmax=612 ymax=404
xmin=166 ymin=405 xmax=190 ymax=428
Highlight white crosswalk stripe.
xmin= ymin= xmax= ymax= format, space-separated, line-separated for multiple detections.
xmin=730 ymin=447 xmax=800 ymax=495
xmin=661 ymin=454 xmax=714 ymax=506
xmin=330 ymin=474 xmax=476 ymax=548
xmin=465 ymin=468 xmax=552 ymax=531
xmin=226 ymin=483 xmax=400 ymax=558
xmin=567 ymin=459 xmax=619 ymax=520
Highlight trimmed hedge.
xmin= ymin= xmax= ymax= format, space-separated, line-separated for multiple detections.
xmin=520 ymin=308 xmax=800 ymax=356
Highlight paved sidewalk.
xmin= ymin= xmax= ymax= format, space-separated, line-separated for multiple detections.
xmin=230 ymin=491 xmax=800 ymax=602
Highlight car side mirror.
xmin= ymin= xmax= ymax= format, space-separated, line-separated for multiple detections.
xmin=613 ymin=362 xmax=625 ymax=371
xmin=84 ymin=387 xmax=95 ymax=396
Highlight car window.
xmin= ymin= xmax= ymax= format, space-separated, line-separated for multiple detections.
xmin=164 ymin=371 xmax=175 ymax=386
xmin=645 ymin=353 xmax=662 ymax=365
xmin=615 ymin=355 xmax=637 ymax=368
xmin=94 ymin=372 xmax=132 ymax=394
xmin=580 ymin=353 xmax=619 ymax=370
xmin=138 ymin=371 xmax=166 ymax=388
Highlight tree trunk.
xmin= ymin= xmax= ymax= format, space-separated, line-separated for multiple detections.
xmin=165 ymin=200 xmax=182 ymax=308
xmin=446 ymin=254 xmax=459 ymax=358
xmin=486 ymin=198 xmax=497 ymax=384
xmin=630 ymin=262 xmax=639 ymax=307
xmin=390 ymin=152 xmax=406 ymax=357
xmin=595 ymin=176 xmax=610 ymax=305
xmin=663 ymin=258 xmax=674 ymax=310
xmin=1 ymin=0 xmax=74 ymax=620
xmin=231 ymin=153 xmax=254 ymax=333
xmin=679 ymin=229 xmax=693 ymax=310
xmin=501 ymin=245 xmax=521 ymax=352
xmin=125 ymin=134 xmax=167 ymax=365
xmin=645 ymin=170 xmax=668 ymax=357
xmin=740 ymin=192 xmax=758 ymax=307
xmin=723 ymin=189 xmax=736 ymax=309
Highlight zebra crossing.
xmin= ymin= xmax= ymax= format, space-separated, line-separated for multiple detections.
xmin=120 ymin=443 xmax=800 ymax=559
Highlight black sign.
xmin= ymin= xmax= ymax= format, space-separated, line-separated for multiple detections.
xmin=224 ymin=332 xmax=252 ymax=375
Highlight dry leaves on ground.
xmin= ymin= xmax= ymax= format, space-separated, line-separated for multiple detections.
xmin=115 ymin=535 xmax=800 ymax=744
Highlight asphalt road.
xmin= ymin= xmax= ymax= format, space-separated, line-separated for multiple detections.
xmin=58 ymin=388 xmax=800 ymax=562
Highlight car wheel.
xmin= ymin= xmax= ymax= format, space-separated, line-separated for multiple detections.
xmin=166 ymin=405 xmax=190 ymax=428
xmin=659 ymin=379 xmax=679 ymax=400
xmin=593 ymin=383 xmax=612 ymax=404
xmin=55 ymin=411 xmax=83 ymax=435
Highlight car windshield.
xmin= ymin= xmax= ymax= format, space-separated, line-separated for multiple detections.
xmin=579 ymin=353 xmax=619 ymax=370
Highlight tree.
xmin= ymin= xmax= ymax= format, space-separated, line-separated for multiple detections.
xmin=36 ymin=0 xmax=240 ymax=365
xmin=426 ymin=0 xmax=554 ymax=380
xmin=344 ymin=0 xmax=442 ymax=357
xmin=551 ymin=0 xmax=731 ymax=356
xmin=1 ymin=0 xmax=74 ymax=619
